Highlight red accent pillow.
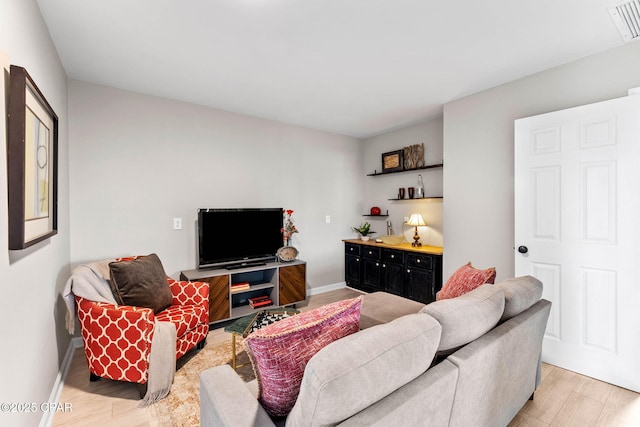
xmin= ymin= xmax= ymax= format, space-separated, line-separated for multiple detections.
xmin=244 ymin=296 xmax=363 ymax=418
xmin=437 ymin=262 xmax=496 ymax=300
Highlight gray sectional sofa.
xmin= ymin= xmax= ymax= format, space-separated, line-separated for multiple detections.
xmin=200 ymin=276 xmax=551 ymax=427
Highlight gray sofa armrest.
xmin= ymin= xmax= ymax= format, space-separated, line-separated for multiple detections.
xmin=200 ymin=365 xmax=275 ymax=427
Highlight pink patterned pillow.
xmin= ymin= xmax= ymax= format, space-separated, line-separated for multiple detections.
xmin=437 ymin=262 xmax=496 ymax=300
xmin=244 ymin=296 xmax=363 ymax=418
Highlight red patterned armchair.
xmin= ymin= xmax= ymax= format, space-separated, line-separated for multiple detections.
xmin=74 ymin=259 xmax=209 ymax=393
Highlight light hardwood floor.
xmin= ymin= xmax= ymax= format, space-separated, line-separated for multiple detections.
xmin=52 ymin=288 xmax=639 ymax=426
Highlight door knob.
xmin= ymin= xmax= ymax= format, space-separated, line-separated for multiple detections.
xmin=517 ymin=245 xmax=528 ymax=254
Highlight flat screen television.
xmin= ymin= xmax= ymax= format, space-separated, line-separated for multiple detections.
xmin=198 ymin=208 xmax=283 ymax=269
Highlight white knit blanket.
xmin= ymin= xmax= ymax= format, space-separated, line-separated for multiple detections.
xmin=62 ymin=260 xmax=176 ymax=405
xmin=63 ymin=260 xmax=116 ymax=334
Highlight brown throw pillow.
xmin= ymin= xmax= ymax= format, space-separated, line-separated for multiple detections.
xmin=108 ymin=253 xmax=173 ymax=313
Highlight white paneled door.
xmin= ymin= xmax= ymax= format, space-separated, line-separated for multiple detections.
xmin=515 ymin=95 xmax=640 ymax=393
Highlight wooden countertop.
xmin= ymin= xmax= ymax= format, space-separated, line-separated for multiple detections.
xmin=343 ymin=238 xmax=444 ymax=255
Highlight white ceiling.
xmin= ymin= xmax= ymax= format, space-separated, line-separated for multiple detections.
xmin=37 ymin=0 xmax=627 ymax=138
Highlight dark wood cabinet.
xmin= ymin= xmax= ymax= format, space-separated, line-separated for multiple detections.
xmin=343 ymin=240 xmax=443 ymax=304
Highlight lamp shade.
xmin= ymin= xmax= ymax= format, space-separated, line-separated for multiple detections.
xmin=406 ymin=213 xmax=426 ymax=226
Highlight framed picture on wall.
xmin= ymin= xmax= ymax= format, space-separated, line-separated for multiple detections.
xmin=381 ymin=149 xmax=404 ymax=173
xmin=7 ymin=65 xmax=59 ymax=250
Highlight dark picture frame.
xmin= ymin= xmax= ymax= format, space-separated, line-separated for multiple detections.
xmin=7 ymin=65 xmax=58 ymax=250
xmin=381 ymin=149 xmax=404 ymax=173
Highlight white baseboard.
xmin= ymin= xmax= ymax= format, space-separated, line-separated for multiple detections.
xmin=39 ymin=337 xmax=82 ymax=427
xmin=307 ymin=281 xmax=347 ymax=296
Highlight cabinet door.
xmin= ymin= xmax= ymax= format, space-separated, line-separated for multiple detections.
xmin=203 ymin=275 xmax=230 ymax=322
xmin=406 ymin=267 xmax=435 ymax=304
xmin=362 ymin=258 xmax=381 ymax=291
xmin=345 ymin=254 xmax=361 ymax=287
xmin=382 ymin=262 xmax=405 ymax=296
xmin=279 ymin=263 xmax=306 ymax=306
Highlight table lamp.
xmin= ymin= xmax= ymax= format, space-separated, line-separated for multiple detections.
xmin=406 ymin=213 xmax=426 ymax=247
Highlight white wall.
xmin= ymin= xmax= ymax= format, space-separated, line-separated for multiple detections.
xmin=443 ymin=41 xmax=640 ymax=282
xmin=68 ymin=81 xmax=362 ymax=288
xmin=0 ymin=1 xmax=70 ymax=426
xmin=361 ymin=118 xmax=444 ymax=247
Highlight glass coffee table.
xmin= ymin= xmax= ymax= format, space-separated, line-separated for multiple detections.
xmin=224 ymin=308 xmax=300 ymax=370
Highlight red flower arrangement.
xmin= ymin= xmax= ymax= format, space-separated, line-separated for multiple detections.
xmin=281 ymin=209 xmax=299 ymax=245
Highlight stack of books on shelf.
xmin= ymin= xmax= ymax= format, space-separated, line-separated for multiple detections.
xmin=231 ymin=282 xmax=251 ymax=293
xmin=249 ymin=295 xmax=273 ymax=309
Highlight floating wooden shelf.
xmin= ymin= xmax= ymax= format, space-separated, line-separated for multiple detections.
xmin=367 ymin=163 xmax=443 ymax=177
xmin=388 ymin=197 xmax=443 ymax=201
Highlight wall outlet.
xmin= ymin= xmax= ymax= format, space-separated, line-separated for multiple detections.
xmin=325 ymin=215 xmax=331 ymax=224
xmin=173 ymin=218 xmax=183 ymax=230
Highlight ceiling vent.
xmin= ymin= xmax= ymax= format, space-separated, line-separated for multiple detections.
xmin=609 ymin=0 xmax=640 ymax=42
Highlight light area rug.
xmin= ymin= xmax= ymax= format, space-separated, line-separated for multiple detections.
xmin=147 ymin=332 xmax=255 ymax=426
